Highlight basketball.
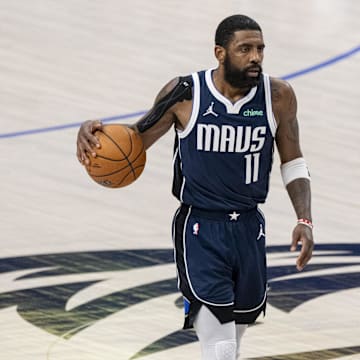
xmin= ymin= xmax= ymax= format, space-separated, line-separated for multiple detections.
xmin=85 ymin=124 xmax=146 ymax=188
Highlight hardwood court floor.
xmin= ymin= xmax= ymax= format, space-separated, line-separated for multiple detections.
xmin=0 ymin=0 xmax=359 ymax=359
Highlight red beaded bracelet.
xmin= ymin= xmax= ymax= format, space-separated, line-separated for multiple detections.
xmin=297 ymin=218 xmax=313 ymax=229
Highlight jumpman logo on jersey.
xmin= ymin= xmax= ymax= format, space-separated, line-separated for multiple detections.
xmin=202 ymin=102 xmax=218 ymax=117
xmin=257 ymin=224 xmax=266 ymax=240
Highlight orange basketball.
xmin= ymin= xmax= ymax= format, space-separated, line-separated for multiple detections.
xmin=85 ymin=124 xmax=146 ymax=188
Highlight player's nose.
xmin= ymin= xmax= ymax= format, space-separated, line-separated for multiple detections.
xmin=249 ymin=49 xmax=261 ymax=64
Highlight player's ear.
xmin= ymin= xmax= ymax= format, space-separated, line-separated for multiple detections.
xmin=214 ymin=45 xmax=226 ymax=64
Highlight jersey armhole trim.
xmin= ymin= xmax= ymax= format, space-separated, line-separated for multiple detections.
xmin=177 ymin=72 xmax=200 ymax=139
xmin=264 ymin=74 xmax=278 ymax=137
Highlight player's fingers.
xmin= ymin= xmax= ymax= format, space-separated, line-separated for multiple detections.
xmin=78 ymin=120 xmax=102 ymax=149
xmin=79 ymin=135 xmax=97 ymax=157
xmin=77 ymin=140 xmax=96 ymax=166
xmin=296 ymin=241 xmax=313 ymax=271
xmin=296 ymin=254 xmax=308 ymax=271
xmin=77 ymin=147 xmax=87 ymax=165
xmin=76 ymin=148 xmax=83 ymax=164
xmin=82 ymin=130 xmax=101 ymax=150
xmin=92 ymin=119 xmax=103 ymax=130
xmin=79 ymin=150 xmax=91 ymax=165
xmin=90 ymin=120 xmax=103 ymax=148
xmin=290 ymin=236 xmax=299 ymax=252
xmin=297 ymin=254 xmax=312 ymax=271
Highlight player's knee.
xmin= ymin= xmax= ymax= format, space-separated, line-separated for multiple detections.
xmin=215 ymin=339 xmax=237 ymax=360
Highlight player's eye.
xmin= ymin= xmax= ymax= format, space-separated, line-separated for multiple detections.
xmin=239 ymin=46 xmax=250 ymax=53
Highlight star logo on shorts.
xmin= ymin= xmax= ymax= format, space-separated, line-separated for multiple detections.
xmin=229 ymin=211 xmax=240 ymax=221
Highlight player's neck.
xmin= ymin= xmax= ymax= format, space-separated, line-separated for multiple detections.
xmin=212 ymin=69 xmax=252 ymax=104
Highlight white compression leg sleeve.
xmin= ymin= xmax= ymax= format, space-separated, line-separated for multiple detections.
xmin=194 ymin=305 xmax=237 ymax=360
xmin=235 ymin=324 xmax=248 ymax=359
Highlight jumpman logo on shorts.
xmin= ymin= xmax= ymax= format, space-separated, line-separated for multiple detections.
xmin=257 ymin=224 xmax=265 ymax=240
xmin=202 ymin=102 xmax=218 ymax=117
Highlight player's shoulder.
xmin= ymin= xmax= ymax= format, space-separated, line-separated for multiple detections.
xmin=155 ymin=75 xmax=193 ymax=101
xmin=269 ymin=76 xmax=296 ymax=106
xmin=160 ymin=77 xmax=182 ymax=94
xmin=165 ymin=74 xmax=194 ymax=89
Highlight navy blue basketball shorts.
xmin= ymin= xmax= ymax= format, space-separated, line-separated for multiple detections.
xmin=172 ymin=204 xmax=267 ymax=329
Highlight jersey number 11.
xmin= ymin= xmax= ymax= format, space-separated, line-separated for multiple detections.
xmin=245 ymin=153 xmax=260 ymax=184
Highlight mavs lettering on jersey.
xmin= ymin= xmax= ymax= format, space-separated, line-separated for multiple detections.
xmin=172 ymin=69 xmax=278 ymax=210
xmin=196 ymin=125 xmax=266 ymax=153
xmin=196 ymin=125 xmax=267 ymax=184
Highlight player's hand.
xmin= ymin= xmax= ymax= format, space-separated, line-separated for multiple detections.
xmin=290 ymin=224 xmax=314 ymax=271
xmin=76 ymin=120 xmax=103 ymax=165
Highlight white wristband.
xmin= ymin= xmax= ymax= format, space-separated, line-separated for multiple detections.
xmin=280 ymin=157 xmax=310 ymax=186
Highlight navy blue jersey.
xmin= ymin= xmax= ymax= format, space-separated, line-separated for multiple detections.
xmin=172 ymin=69 xmax=277 ymax=210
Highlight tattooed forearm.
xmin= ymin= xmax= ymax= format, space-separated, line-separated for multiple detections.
xmin=286 ymin=178 xmax=312 ymax=220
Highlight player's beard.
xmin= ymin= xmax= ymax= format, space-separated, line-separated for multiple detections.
xmin=223 ymin=54 xmax=262 ymax=89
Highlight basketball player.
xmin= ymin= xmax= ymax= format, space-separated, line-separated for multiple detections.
xmin=76 ymin=15 xmax=314 ymax=360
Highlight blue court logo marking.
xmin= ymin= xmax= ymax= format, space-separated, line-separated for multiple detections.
xmin=0 ymin=243 xmax=359 ymax=359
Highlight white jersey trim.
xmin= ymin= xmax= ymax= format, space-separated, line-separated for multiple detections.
xmin=172 ymin=207 xmax=182 ymax=289
xmin=172 ymin=143 xmax=186 ymax=202
xmin=179 ymin=144 xmax=186 ymax=202
xmin=263 ymin=73 xmax=277 ymax=137
xmin=177 ymin=72 xmax=200 ymax=139
xmin=256 ymin=207 xmax=266 ymax=222
xmin=172 ymin=146 xmax=179 ymax=171
xmin=205 ymin=68 xmax=258 ymax=114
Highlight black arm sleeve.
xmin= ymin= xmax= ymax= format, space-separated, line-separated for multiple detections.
xmin=137 ymin=75 xmax=193 ymax=133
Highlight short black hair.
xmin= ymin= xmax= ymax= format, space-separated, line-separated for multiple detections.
xmin=215 ymin=15 xmax=262 ymax=48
